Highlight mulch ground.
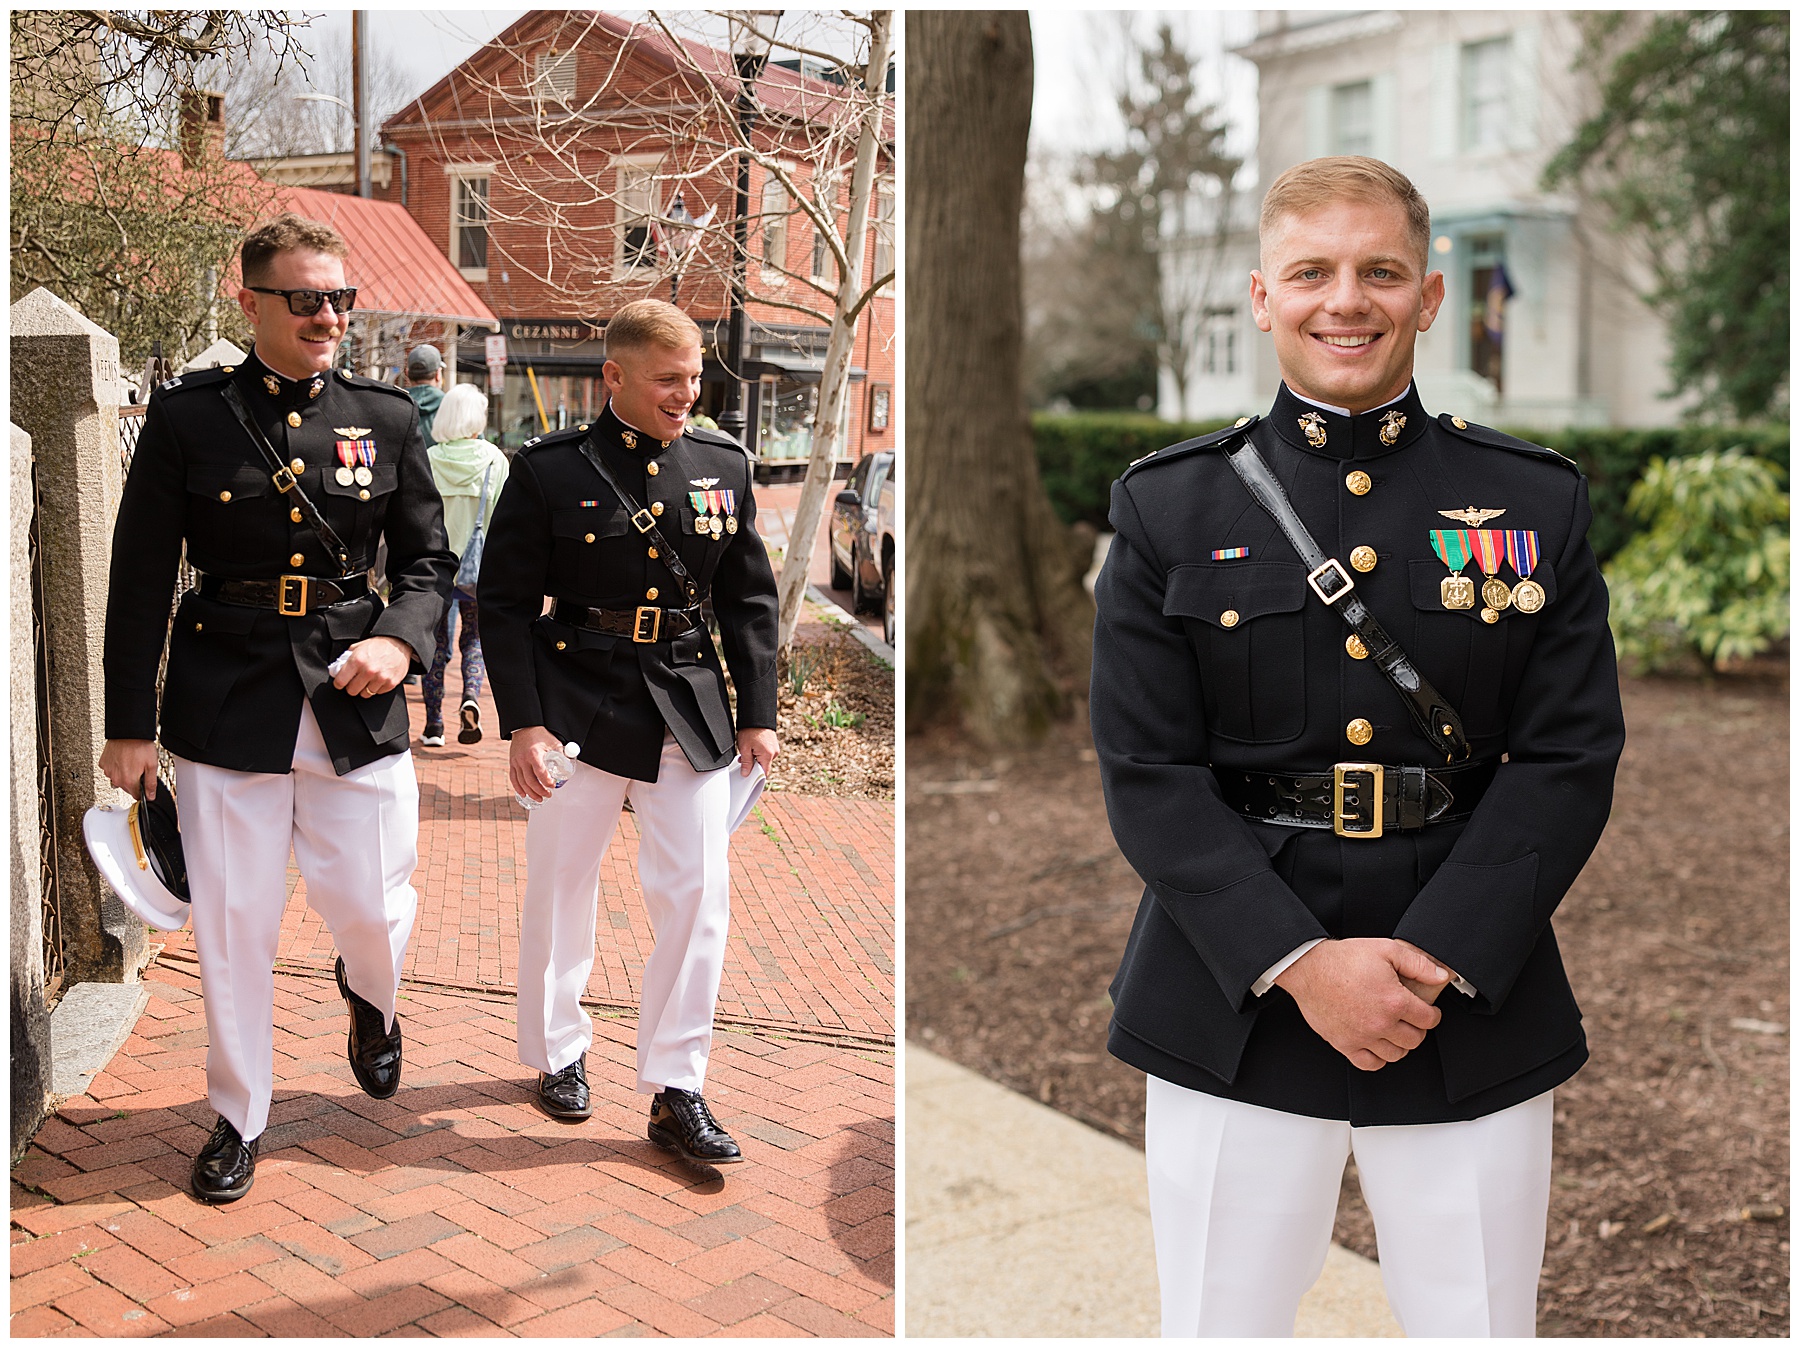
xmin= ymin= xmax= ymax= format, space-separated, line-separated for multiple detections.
xmin=906 ymin=669 xmax=1788 ymax=1337
xmin=767 ymin=621 xmax=894 ymax=803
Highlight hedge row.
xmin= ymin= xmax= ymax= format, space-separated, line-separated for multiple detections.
xmin=1032 ymin=412 xmax=1788 ymax=564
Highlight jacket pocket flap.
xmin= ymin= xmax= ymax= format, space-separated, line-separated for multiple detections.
xmin=1408 ymin=557 xmax=1558 ymax=610
xmin=551 ymin=504 xmax=629 ymax=540
xmin=1164 ymin=561 xmax=1307 ymax=628
xmin=322 ymin=463 xmax=399 ymax=497
xmin=187 ymin=464 xmax=274 ymax=499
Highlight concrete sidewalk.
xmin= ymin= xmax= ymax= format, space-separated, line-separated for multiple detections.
xmin=905 ymin=1048 xmax=1401 ymax=1338
xmin=11 ymin=670 xmax=894 ymax=1338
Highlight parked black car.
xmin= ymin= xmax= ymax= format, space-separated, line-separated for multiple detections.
xmin=830 ymin=450 xmax=895 ymax=634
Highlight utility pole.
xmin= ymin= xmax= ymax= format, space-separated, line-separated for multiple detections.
xmin=353 ymin=11 xmax=372 ymax=198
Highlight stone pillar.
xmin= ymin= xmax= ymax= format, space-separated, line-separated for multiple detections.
xmin=11 ymin=423 xmax=51 ymax=1157
xmin=10 ymin=288 xmax=147 ymax=986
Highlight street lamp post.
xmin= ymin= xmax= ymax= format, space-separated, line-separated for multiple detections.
xmin=719 ymin=12 xmax=778 ymax=448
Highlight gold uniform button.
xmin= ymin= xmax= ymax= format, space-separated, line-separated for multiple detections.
xmin=1350 ymin=545 xmax=1377 ymax=573
xmin=1220 ymin=609 xmax=1240 ymax=628
xmin=221 ymin=366 xmax=234 ymax=374
xmin=584 ymin=533 xmax=595 ymax=543
xmin=578 ymin=424 xmax=589 ymax=432
xmin=555 ymin=640 xmax=567 ymax=651
xmin=290 ymin=552 xmax=305 ymax=567
xmin=1346 ymin=470 xmax=1372 ymax=496
xmin=647 ymin=547 xmax=659 ymax=559
xmin=287 ymin=413 xmax=302 ymax=428
xmin=218 ymin=490 xmax=232 ymax=502
xmin=1452 ymin=416 xmax=1468 ymax=429
xmin=647 ymin=462 xmax=660 ymax=476
xmin=358 ymin=489 xmax=370 ymax=501
xmin=1346 ymin=634 xmax=1368 ymax=660
xmin=1346 ymin=718 xmax=1374 ymax=746
xmin=1234 ymin=416 xmax=1251 ymax=428
xmin=290 ymin=507 xmax=303 ymax=523
xmin=1481 ymin=607 xmax=1500 ymax=624
xmin=650 ymin=501 xmax=664 ymax=516
xmin=645 ymin=587 xmax=659 ymax=601
xmin=194 ymin=622 xmax=203 ymax=632
xmin=289 ymin=457 xmax=305 ymax=473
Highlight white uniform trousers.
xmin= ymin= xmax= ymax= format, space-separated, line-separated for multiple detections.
xmin=516 ymin=734 xmax=731 ymax=1094
xmin=172 ymin=700 xmax=420 ymax=1144
xmin=1146 ymin=1077 xmax=1555 ymax=1338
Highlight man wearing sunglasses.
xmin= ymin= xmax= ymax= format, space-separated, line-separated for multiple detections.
xmin=100 ymin=212 xmax=455 ymax=1203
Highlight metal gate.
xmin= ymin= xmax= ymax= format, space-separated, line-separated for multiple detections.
xmin=30 ymin=449 xmax=64 ymax=1006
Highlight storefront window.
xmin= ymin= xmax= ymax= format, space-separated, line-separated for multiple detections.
xmin=757 ymin=376 xmax=816 ymax=461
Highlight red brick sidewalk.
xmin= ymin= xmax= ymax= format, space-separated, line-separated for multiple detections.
xmin=11 ymin=670 xmax=893 ymax=1337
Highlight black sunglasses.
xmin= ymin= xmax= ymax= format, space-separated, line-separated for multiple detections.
xmin=247 ymin=285 xmax=358 ymax=317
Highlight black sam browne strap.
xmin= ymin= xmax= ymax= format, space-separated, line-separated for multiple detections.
xmin=574 ymin=438 xmax=703 ymax=608
xmin=220 ymin=382 xmax=353 ymax=571
xmin=1223 ymin=430 xmax=1471 ymax=762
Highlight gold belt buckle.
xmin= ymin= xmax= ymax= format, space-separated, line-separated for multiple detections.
xmin=632 ymin=605 xmax=662 ymax=642
xmin=271 ymin=465 xmax=297 ymax=493
xmin=1307 ymin=557 xmax=1356 ymax=605
xmin=277 ymin=574 xmax=310 ymax=616
xmin=1332 ymin=762 xmax=1383 ymax=838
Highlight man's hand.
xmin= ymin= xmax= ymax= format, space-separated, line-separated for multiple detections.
xmin=99 ymin=739 xmax=161 ymax=800
xmin=738 ymin=727 xmax=778 ymax=777
xmin=1273 ymin=938 xmax=1450 ymax=1071
xmin=508 ymin=725 xmax=564 ymax=802
xmin=1392 ymin=938 xmax=1460 ymax=1005
xmin=332 ymin=636 xmax=413 ymax=698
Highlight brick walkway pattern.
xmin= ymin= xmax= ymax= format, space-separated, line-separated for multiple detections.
xmin=12 ymin=661 xmax=894 ymax=1338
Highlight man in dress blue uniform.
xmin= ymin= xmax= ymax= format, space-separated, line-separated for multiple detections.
xmin=100 ymin=213 xmax=454 ymax=1202
xmin=1091 ymin=158 xmax=1625 ymax=1335
xmin=479 ymin=299 xmax=779 ymax=1164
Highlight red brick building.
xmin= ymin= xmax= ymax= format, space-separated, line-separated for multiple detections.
xmin=368 ymin=11 xmax=894 ymax=463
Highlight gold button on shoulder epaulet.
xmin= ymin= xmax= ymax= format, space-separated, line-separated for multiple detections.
xmin=221 ymin=366 xmax=235 ymax=374
xmin=1452 ymin=416 xmax=1468 ymax=430
xmin=1234 ymin=416 xmax=1251 ymax=428
xmin=578 ymin=424 xmax=589 ymax=432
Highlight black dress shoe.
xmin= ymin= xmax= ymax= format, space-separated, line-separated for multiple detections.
xmin=458 ymin=701 xmax=483 ymax=744
xmin=335 ymin=955 xmax=402 ymax=1099
xmin=191 ymin=1116 xmax=258 ymax=1203
xmin=536 ymin=1058 xmax=591 ymax=1120
xmin=648 ymin=1087 xmax=743 ymax=1165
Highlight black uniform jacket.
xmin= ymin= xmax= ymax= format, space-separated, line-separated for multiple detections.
xmin=104 ymin=351 xmax=455 ymax=776
xmin=478 ymin=403 xmax=779 ymax=782
xmin=1092 ymin=383 xmax=1626 ymax=1125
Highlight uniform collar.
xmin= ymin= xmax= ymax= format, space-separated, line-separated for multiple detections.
xmin=244 ymin=348 xmax=330 ymax=405
xmin=1267 ymin=381 xmax=1429 ymax=461
xmin=595 ymin=401 xmax=674 ymax=457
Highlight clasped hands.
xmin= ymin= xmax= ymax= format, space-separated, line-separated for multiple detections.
xmin=1272 ymin=938 xmax=1458 ymax=1073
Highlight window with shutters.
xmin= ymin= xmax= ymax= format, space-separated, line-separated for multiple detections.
xmin=1331 ymin=81 xmax=1373 ymax=156
xmin=870 ymin=181 xmax=894 ymax=292
xmin=1461 ymin=37 xmax=1510 ymax=152
xmin=615 ymin=159 xmax=660 ymax=273
xmin=535 ymin=49 xmax=576 ymax=106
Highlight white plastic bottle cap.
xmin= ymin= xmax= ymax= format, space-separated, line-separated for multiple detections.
xmin=563 ymin=742 xmax=581 ymax=757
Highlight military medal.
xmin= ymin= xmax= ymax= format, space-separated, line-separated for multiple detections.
xmin=1297 ymin=410 xmax=1328 ymax=448
xmin=355 ymin=439 xmax=376 ymax=487
xmin=1378 ymin=410 xmax=1406 ymax=446
xmin=333 ymin=431 xmax=377 ymax=488
xmin=1470 ymin=529 xmax=1512 ymax=610
xmin=1438 ymin=506 xmax=1506 ymax=528
xmin=1429 ymin=529 xmax=1477 ymax=610
xmin=335 ymin=439 xmax=356 ymax=486
xmin=1506 ymin=530 xmax=1546 ymax=613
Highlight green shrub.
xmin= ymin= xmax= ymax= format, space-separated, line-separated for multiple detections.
xmin=1603 ymin=450 xmax=1788 ymax=672
xmin=1033 ymin=411 xmax=1789 ymax=563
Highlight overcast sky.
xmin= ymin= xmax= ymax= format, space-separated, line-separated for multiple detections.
xmin=1028 ymin=10 xmax=1261 ymax=173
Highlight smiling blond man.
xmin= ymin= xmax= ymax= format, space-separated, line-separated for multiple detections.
xmin=1090 ymin=158 xmax=1625 ymax=1335
xmin=479 ymin=299 xmax=777 ymax=1163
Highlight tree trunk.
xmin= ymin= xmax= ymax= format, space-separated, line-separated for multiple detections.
xmin=907 ymin=11 xmax=1093 ymax=742
xmin=775 ymin=10 xmax=894 ymax=652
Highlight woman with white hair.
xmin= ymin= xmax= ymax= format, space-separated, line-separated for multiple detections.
xmin=421 ymin=381 xmax=509 ymax=747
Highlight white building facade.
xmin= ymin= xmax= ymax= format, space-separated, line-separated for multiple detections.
xmin=1161 ymin=10 xmax=1687 ymax=430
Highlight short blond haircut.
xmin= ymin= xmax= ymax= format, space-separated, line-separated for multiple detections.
xmin=1259 ymin=156 xmax=1431 ymax=270
xmin=605 ymin=298 xmax=703 ymax=356
xmin=240 ymin=212 xmax=349 ymax=286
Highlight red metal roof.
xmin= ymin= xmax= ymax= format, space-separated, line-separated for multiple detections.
xmin=273 ymin=186 xmax=498 ymax=329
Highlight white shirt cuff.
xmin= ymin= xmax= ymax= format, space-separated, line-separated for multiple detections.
xmin=1450 ymin=972 xmax=1477 ymax=997
xmin=1252 ymin=939 xmax=1325 ymax=997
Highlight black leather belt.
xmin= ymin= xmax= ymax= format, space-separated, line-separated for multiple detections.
xmin=1217 ymin=758 xmax=1500 ymax=838
xmin=198 ymin=573 xmax=367 ymax=617
xmin=550 ymin=598 xmax=705 ymax=643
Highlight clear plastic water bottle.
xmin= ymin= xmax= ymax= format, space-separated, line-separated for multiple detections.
xmin=517 ymin=742 xmax=580 ymax=811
